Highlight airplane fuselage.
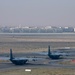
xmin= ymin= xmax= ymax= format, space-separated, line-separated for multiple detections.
xmin=10 ymin=59 xmax=28 ymax=65
xmin=49 ymin=55 xmax=61 ymax=59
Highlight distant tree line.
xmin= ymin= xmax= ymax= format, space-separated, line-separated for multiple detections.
xmin=0 ymin=26 xmax=74 ymax=33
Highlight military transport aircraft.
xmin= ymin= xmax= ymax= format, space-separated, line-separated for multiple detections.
xmin=48 ymin=46 xmax=62 ymax=59
xmin=36 ymin=45 xmax=67 ymax=59
xmin=0 ymin=49 xmax=43 ymax=65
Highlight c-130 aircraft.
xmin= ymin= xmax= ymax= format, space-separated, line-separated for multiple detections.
xmin=10 ymin=49 xmax=28 ymax=65
xmin=48 ymin=46 xmax=62 ymax=59
xmin=0 ymin=49 xmax=43 ymax=65
xmin=9 ymin=49 xmax=43 ymax=65
xmin=36 ymin=45 xmax=67 ymax=59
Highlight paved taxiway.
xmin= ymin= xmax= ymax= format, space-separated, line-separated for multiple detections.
xmin=0 ymin=48 xmax=75 ymax=71
xmin=0 ymin=59 xmax=75 ymax=72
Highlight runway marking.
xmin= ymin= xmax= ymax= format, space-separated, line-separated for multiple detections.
xmin=25 ymin=69 xmax=31 ymax=72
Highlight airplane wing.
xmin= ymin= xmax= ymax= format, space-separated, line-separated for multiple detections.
xmin=0 ymin=57 xmax=9 ymax=60
xmin=14 ymin=57 xmax=44 ymax=61
xmin=53 ymin=52 xmax=68 ymax=56
xmin=26 ymin=57 xmax=44 ymax=61
xmin=33 ymin=52 xmax=48 ymax=55
xmin=0 ymin=57 xmax=43 ymax=61
xmin=34 ymin=51 xmax=68 ymax=56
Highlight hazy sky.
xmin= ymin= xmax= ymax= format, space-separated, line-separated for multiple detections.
xmin=0 ymin=0 xmax=75 ymax=27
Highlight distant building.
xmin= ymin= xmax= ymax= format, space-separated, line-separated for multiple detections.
xmin=0 ymin=26 xmax=74 ymax=33
xmin=62 ymin=27 xmax=74 ymax=32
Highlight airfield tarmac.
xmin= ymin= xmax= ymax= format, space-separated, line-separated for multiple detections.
xmin=0 ymin=33 xmax=75 ymax=74
xmin=0 ymin=55 xmax=75 ymax=73
xmin=0 ymin=51 xmax=75 ymax=71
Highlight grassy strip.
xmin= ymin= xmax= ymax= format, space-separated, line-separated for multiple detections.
xmin=0 ymin=68 xmax=75 ymax=75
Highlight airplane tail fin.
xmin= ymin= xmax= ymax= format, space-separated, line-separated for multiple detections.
xmin=10 ymin=49 xmax=13 ymax=61
xmin=48 ymin=45 xmax=51 ymax=56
